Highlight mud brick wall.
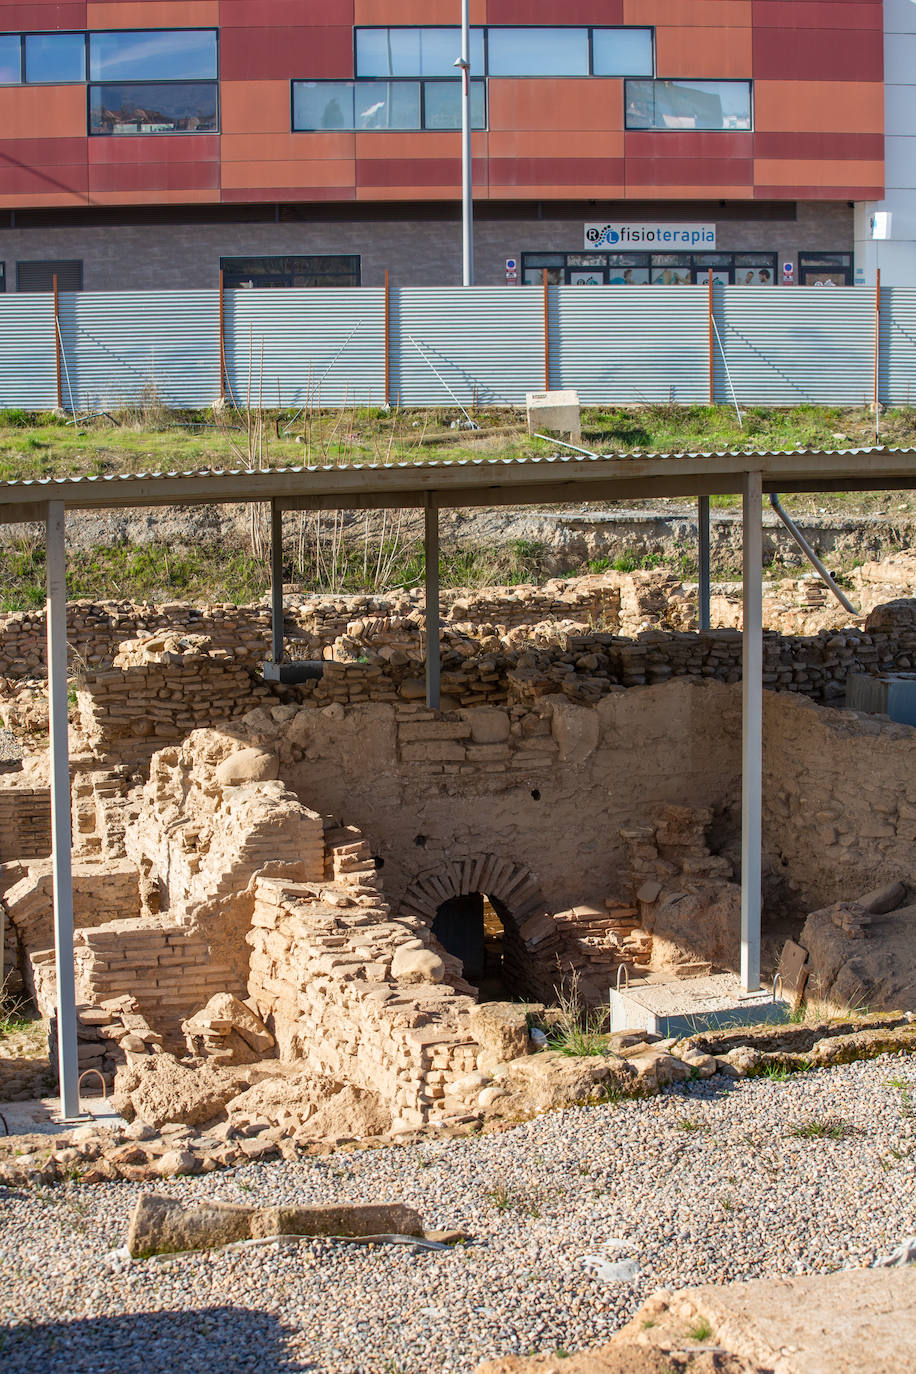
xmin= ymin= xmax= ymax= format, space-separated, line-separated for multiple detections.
xmin=0 ymin=789 xmax=51 ymax=861
xmin=74 ymin=920 xmax=241 ymax=1040
xmin=247 ymin=877 xmax=480 ymax=1129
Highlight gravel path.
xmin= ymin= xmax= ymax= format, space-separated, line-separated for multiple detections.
xmin=1 ymin=1054 xmax=914 ymax=1374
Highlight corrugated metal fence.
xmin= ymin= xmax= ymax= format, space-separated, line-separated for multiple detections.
xmin=1 ymin=282 xmax=912 ymax=411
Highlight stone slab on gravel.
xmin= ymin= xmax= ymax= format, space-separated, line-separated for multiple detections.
xmin=128 ymin=1191 xmax=425 ymax=1256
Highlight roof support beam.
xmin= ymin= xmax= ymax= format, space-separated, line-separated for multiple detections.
xmin=46 ymin=499 xmax=80 ymax=1119
xmin=424 ymin=494 xmax=440 ymax=711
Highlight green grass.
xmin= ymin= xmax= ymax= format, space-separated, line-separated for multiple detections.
xmin=786 ymin=1116 xmax=850 ymax=1140
xmin=687 ymin=1318 xmax=713 ymax=1343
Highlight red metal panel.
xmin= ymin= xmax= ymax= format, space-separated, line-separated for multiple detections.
xmin=752 ymin=26 xmax=882 ymax=81
xmin=485 ymin=0 xmax=622 ymax=20
xmin=357 ymin=156 xmax=488 ymax=186
xmin=489 ymin=155 xmax=625 ymax=186
xmin=0 ymin=3 xmax=86 ymax=29
xmin=220 ymin=184 xmax=356 ymax=201
xmin=88 ymin=135 xmax=220 ymax=163
xmin=0 ymin=161 xmax=88 ymax=192
xmin=627 ymin=156 xmax=754 ymax=186
xmin=218 ymin=0 xmax=353 ymax=26
xmin=624 ymin=131 xmax=754 ymax=159
xmin=754 ymin=131 xmax=884 ymax=160
xmin=88 ymin=159 xmax=219 ymax=191
xmin=752 ymin=1 xmax=882 ymax=30
xmin=219 ymin=25 xmax=353 ymax=80
xmin=754 ymin=182 xmax=883 ymax=200
xmin=0 ymin=136 xmax=85 ymax=164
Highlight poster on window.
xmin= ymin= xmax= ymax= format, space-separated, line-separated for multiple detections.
xmin=607 ymin=267 xmax=650 ymax=284
xmin=696 ymin=269 xmax=729 ymax=286
xmin=736 ymin=267 xmax=775 ymax=286
xmin=651 ymin=266 xmax=691 ymax=285
xmin=569 ymin=270 xmax=604 ymax=285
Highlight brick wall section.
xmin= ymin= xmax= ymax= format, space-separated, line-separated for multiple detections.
xmin=0 ymin=790 xmax=51 ymax=862
xmin=247 ymin=876 xmax=481 ymax=1129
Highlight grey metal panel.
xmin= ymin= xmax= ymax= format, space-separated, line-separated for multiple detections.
xmin=0 ymin=294 xmax=58 ymax=410
xmin=224 ymin=288 xmax=386 ymax=409
xmin=549 ymin=285 xmax=708 ymax=404
xmin=57 ymin=290 xmax=219 ymax=409
xmin=713 ymin=287 xmax=874 ymax=405
xmin=879 ymin=287 xmax=916 ymax=405
xmin=389 ymin=287 xmax=543 ymax=406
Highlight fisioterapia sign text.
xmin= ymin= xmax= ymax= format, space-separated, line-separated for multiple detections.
xmin=585 ymin=223 xmax=716 ymax=248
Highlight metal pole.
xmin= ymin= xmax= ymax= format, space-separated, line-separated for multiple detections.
xmin=698 ymin=494 xmax=711 ymax=630
xmin=218 ymin=267 xmax=226 ymax=402
xmin=707 ymin=270 xmax=715 ymax=404
xmin=383 ymin=268 xmax=390 ymax=405
xmin=53 ymin=274 xmax=62 ymax=410
xmin=874 ymin=267 xmax=881 ymax=444
xmin=769 ymin=493 xmax=858 ymax=616
xmin=458 ymin=0 xmax=474 ymax=285
xmin=424 ymin=496 xmax=441 ymax=709
xmin=270 ymin=499 xmax=284 ymax=664
xmin=543 ymin=269 xmax=550 ymax=389
xmin=740 ymin=471 xmax=763 ymax=993
xmin=46 ymin=500 xmax=80 ymax=1118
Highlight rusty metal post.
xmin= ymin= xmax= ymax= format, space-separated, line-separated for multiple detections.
xmin=708 ymin=269 xmax=715 ymax=404
xmin=874 ymin=267 xmax=881 ymax=443
xmin=53 ymin=274 xmax=62 ymax=410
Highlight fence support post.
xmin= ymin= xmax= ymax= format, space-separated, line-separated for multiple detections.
xmin=53 ymin=274 xmax=62 ymax=411
xmin=384 ymin=269 xmax=391 ymax=407
xmin=543 ymin=269 xmax=550 ymax=390
xmin=740 ymin=469 xmax=763 ymax=994
xmin=708 ymin=271 xmax=715 ymax=404
xmin=218 ymin=268 xmax=226 ymax=402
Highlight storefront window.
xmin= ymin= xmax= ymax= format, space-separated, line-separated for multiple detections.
xmin=521 ymin=251 xmax=777 ymax=285
xmin=221 ymin=256 xmax=361 ymax=289
xmin=798 ymin=253 xmax=852 ymax=287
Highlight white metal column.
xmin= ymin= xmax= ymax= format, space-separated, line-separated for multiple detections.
xmin=458 ymin=0 xmax=474 ymax=285
xmin=740 ymin=471 xmax=763 ymax=992
xmin=270 ymin=499 xmax=284 ymax=664
xmin=424 ymin=496 xmax=441 ymax=709
xmin=46 ymin=500 xmax=80 ymax=1118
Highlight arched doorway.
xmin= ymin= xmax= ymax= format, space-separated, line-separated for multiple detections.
xmin=400 ymin=853 xmax=557 ymax=1001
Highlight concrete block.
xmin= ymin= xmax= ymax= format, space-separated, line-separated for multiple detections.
xmin=526 ymin=390 xmax=581 ymax=442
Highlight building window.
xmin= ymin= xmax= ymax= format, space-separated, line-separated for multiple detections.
xmin=0 ymin=262 xmax=5 ymax=292
xmin=626 ymin=79 xmax=752 ymax=130
xmin=24 ymin=33 xmax=86 ymax=83
xmin=221 ymin=256 xmax=361 ymax=289
xmin=798 ymin=253 xmax=852 ymax=287
xmin=292 ymin=79 xmax=485 ymax=131
xmin=88 ymin=29 xmax=218 ymax=134
xmin=17 ymin=260 xmax=83 ymax=292
xmin=521 ymin=251 xmax=776 ymax=286
xmin=354 ymin=26 xmax=653 ymax=78
xmin=0 ymin=33 xmax=22 ymax=82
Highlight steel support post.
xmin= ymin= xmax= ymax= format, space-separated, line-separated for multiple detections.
xmin=270 ymin=500 xmax=284 ymax=664
xmin=740 ymin=471 xmax=763 ymax=993
xmin=424 ymin=497 xmax=441 ymax=710
xmin=697 ymin=494 xmax=711 ymax=630
xmin=459 ymin=0 xmax=474 ymax=285
xmin=46 ymin=500 xmax=80 ymax=1118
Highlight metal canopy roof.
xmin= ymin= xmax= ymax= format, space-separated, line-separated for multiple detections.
xmin=0 ymin=445 xmax=914 ymax=523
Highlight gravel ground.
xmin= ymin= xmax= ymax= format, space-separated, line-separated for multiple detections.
xmin=1 ymin=1054 xmax=914 ymax=1374
xmin=0 ymin=727 xmax=21 ymax=764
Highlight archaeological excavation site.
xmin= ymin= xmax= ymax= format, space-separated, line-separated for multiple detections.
xmin=0 ymin=441 xmax=914 ymax=1374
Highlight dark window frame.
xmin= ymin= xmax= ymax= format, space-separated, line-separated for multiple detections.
xmin=89 ymin=80 xmax=220 ymax=136
xmin=22 ymin=31 xmax=88 ymax=84
xmin=624 ymin=77 xmax=753 ymax=131
xmin=220 ymin=255 xmax=362 ymax=290
xmin=352 ymin=24 xmax=655 ymax=79
xmin=0 ymin=262 xmax=5 ymax=293
xmin=291 ymin=76 xmax=486 ymax=132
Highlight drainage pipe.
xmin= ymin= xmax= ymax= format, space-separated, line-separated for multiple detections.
xmin=769 ymin=493 xmax=858 ymax=617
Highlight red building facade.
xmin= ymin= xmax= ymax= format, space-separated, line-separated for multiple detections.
xmin=0 ymin=0 xmax=885 ymax=289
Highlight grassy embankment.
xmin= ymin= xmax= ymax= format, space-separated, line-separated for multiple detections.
xmin=0 ymin=402 xmax=912 ymax=609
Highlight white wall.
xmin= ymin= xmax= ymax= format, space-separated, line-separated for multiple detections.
xmin=855 ymin=0 xmax=916 ymax=286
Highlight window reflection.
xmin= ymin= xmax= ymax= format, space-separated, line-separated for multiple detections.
xmin=89 ymin=83 xmax=218 ymax=134
xmin=626 ymin=80 xmax=752 ymax=130
xmin=487 ymin=27 xmax=588 ymax=76
xmin=24 ymin=33 xmax=86 ymax=84
xmin=356 ymin=27 xmax=485 ymax=77
xmin=0 ymin=34 xmax=21 ymax=84
xmin=591 ymin=28 xmax=652 ymax=76
xmin=292 ymin=79 xmax=484 ymax=131
xmin=89 ymin=30 xmax=217 ymax=81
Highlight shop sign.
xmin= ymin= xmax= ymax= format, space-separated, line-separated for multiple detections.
xmin=585 ymin=222 xmax=715 ymax=249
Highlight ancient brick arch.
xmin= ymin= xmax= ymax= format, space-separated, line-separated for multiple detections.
xmin=399 ymin=853 xmax=558 ymax=999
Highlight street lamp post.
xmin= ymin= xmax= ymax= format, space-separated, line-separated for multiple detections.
xmin=454 ymin=0 xmax=474 ymax=285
